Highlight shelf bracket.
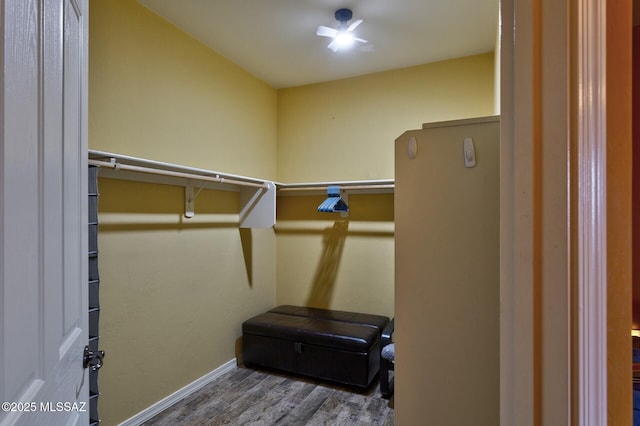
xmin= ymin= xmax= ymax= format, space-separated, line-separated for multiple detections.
xmin=184 ymin=181 xmax=204 ymax=219
xmin=239 ymin=182 xmax=276 ymax=228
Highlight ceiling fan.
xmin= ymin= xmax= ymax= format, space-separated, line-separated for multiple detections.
xmin=316 ymin=8 xmax=367 ymax=52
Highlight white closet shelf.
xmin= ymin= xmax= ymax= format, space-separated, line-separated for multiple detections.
xmin=88 ymin=150 xmax=394 ymax=226
xmin=275 ymin=180 xmax=394 ymax=196
xmin=89 ymin=150 xmax=268 ymax=189
xmin=88 ymin=150 xmax=276 ymax=228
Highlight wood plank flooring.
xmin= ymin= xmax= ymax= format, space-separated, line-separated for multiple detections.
xmin=142 ymin=366 xmax=394 ymax=425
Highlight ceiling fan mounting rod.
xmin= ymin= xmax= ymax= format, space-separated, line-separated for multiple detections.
xmin=335 ymin=8 xmax=353 ymax=23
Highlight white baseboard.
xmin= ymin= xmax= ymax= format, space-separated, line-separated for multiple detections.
xmin=118 ymin=358 xmax=237 ymax=426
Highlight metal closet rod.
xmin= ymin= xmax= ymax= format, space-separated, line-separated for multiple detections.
xmin=276 ymin=180 xmax=395 ymax=192
xmin=88 ymin=158 xmax=267 ymax=189
xmin=87 ymin=150 xmax=393 ymax=192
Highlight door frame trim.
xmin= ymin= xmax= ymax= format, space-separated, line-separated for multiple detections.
xmin=500 ymin=0 xmax=610 ymax=423
xmin=575 ymin=0 xmax=608 ymax=422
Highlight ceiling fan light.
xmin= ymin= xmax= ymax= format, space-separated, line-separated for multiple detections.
xmin=334 ymin=32 xmax=354 ymax=49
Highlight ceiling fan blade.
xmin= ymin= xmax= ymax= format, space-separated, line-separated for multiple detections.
xmin=354 ymin=37 xmax=368 ymax=43
xmin=316 ymin=26 xmax=338 ymax=38
xmin=347 ymin=19 xmax=363 ymax=32
xmin=327 ymin=39 xmax=340 ymax=52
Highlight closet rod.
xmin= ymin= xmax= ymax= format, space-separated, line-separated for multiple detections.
xmin=277 ymin=184 xmax=394 ymax=192
xmin=88 ymin=159 xmax=267 ymax=189
xmin=277 ymin=179 xmax=394 ymax=193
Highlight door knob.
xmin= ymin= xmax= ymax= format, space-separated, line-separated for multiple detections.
xmin=83 ymin=345 xmax=105 ymax=371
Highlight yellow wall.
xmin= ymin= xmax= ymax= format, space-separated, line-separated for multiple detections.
xmin=275 ymin=53 xmax=495 ymax=320
xmin=90 ymin=0 xmax=277 ymax=179
xmin=97 ymin=180 xmax=275 ymax=424
xmin=90 ymin=1 xmax=495 ymax=424
xmin=277 ymin=52 xmax=495 ymax=182
xmin=275 ymin=194 xmax=395 ymax=318
xmin=89 ymin=1 xmax=277 ymax=424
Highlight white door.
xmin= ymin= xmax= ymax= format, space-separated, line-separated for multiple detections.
xmin=0 ymin=0 xmax=89 ymax=425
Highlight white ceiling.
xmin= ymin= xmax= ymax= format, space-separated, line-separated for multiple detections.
xmin=137 ymin=0 xmax=499 ymax=89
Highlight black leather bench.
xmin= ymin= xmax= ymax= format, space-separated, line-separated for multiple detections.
xmin=242 ymin=305 xmax=390 ymax=388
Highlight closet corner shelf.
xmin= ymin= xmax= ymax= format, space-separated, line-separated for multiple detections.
xmin=88 ymin=150 xmax=394 ymax=227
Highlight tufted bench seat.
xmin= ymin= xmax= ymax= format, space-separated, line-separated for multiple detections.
xmin=242 ymin=305 xmax=390 ymax=388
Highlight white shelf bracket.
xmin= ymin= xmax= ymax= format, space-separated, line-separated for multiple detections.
xmin=239 ymin=182 xmax=276 ymax=228
xmin=184 ymin=181 xmax=204 ymax=219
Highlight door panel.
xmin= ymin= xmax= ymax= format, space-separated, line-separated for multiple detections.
xmin=1 ymin=0 xmax=88 ymax=425
xmin=63 ymin=0 xmax=83 ymax=338
xmin=2 ymin=0 xmax=42 ymax=407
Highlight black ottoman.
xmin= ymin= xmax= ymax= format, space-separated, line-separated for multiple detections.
xmin=242 ymin=305 xmax=390 ymax=388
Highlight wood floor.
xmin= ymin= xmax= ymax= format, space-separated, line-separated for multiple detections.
xmin=142 ymin=366 xmax=394 ymax=425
